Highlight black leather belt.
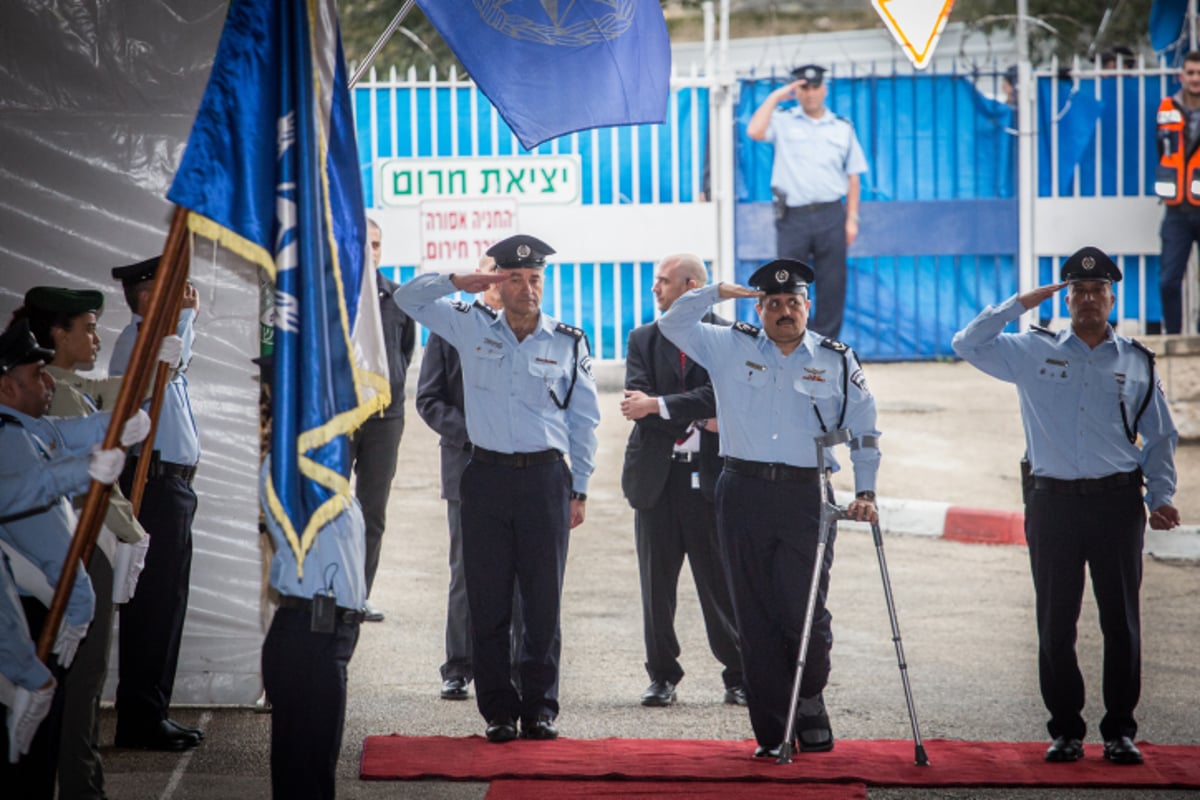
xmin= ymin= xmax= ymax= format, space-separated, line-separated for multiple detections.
xmin=128 ymin=454 xmax=198 ymax=485
xmin=671 ymin=451 xmax=699 ymax=463
xmin=470 ymin=446 xmax=562 ymax=468
xmin=786 ymin=200 xmax=842 ymax=215
xmin=276 ymin=595 xmax=364 ymax=624
xmin=724 ymin=457 xmax=819 ymax=483
xmin=1032 ymin=469 xmax=1142 ymax=496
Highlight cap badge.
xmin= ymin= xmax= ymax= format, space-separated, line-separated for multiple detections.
xmin=775 ymin=269 xmax=789 ymax=282
xmin=516 ymin=244 xmax=531 ymax=258
xmin=1082 ymin=256 xmax=1095 ymax=270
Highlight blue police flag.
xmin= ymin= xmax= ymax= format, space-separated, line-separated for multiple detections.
xmin=416 ymin=0 xmax=671 ymax=149
xmin=168 ymin=0 xmax=389 ymax=572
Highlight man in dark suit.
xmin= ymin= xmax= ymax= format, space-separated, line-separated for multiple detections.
xmin=621 ymin=253 xmax=744 ymax=708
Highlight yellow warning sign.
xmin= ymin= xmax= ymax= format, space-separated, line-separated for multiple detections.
xmin=872 ymin=0 xmax=957 ymax=70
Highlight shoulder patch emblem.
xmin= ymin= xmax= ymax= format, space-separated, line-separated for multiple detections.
xmin=820 ymin=338 xmax=848 ymax=353
xmin=850 ymin=367 xmax=870 ymax=394
xmin=733 ymin=321 xmax=760 ymax=337
xmin=450 ymin=299 xmax=472 ymax=313
xmin=555 ymin=322 xmax=584 ymax=340
xmin=579 ymin=354 xmax=593 ymax=379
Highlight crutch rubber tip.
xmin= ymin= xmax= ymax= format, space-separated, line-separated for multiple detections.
xmin=914 ymin=745 xmax=930 ymax=766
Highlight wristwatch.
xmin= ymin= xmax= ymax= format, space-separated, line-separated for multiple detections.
xmin=570 ymin=491 xmax=587 ymax=502
xmin=855 ymin=490 xmax=876 ymax=502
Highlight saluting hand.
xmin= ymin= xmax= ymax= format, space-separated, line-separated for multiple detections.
xmin=1018 ymin=282 xmax=1067 ymax=310
xmin=450 ymin=273 xmax=507 ymax=294
xmin=716 ymin=282 xmax=764 ymax=301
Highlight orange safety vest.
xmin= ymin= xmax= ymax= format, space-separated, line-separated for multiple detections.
xmin=1155 ymin=96 xmax=1200 ymax=205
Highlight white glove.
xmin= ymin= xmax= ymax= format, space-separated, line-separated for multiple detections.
xmin=52 ymin=621 xmax=89 ymax=670
xmin=119 ymin=409 xmax=152 ymax=448
xmin=88 ymin=447 xmax=126 ymax=484
xmin=157 ymin=335 xmax=183 ymax=368
xmin=112 ymin=535 xmax=150 ymax=604
xmin=6 ymin=678 xmax=56 ymax=764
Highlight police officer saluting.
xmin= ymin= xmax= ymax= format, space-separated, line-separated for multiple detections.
xmin=953 ymin=246 xmax=1180 ymax=766
xmin=393 ymin=234 xmax=600 ymax=743
xmin=658 ymin=259 xmax=880 ymax=758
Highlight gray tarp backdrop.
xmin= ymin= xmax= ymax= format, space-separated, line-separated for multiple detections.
xmin=0 ymin=2 xmax=267 ymax=705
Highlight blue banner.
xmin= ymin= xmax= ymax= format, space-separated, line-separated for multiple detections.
xmin=417 ymin=0 xmax=671 ymax=150
xmin=168 ymin=0 xmax=389 ymax=572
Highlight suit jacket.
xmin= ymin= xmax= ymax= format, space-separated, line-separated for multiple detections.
xmin=621 ymin=314 xmax=725 ymax=511
xmin=415 ymin=331 xmax=469 ymax=502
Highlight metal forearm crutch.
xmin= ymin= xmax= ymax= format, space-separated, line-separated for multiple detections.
xmin=777 ymin=429 xmax=929 ymax=766
xmin=777 ymin=429 xmax=850 ymax=764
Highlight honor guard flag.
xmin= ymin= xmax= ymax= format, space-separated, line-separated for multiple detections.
xmin=167 ymin=0 xmax=389 ymax=572
xmin=416 ymin=0 xmax=672 ymax=150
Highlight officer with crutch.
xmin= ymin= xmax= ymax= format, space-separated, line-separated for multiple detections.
xmin=658 ymin=259 xmax=879 ymax=757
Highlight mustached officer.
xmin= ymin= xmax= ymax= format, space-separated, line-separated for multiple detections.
xmin=658 ymin=259 xmax=881 ymax=758
xmin=393 ymin=234 xmax=600 ymax=743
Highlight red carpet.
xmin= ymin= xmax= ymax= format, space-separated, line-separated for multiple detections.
xmin=360 ymin=736 xmax=1200 ymax=788
xmin=485 ymin=779 xmax=866 ymax=799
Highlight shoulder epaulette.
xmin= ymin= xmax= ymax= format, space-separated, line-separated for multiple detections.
xmin=472 ymin=300 xmax=498 ymax=319
xmin=1129 ymin=337 xmax=1156 ymax=361
xmin=733 ymin=321 xmax=760 ymax=337
xmin=450 ymin=299 xmax=472 ymax=314
xmin=835 ymin=114 xmax=855 ymax=128
xmin=1030 ymin=325 xmax=1056 ymax=338
xmin=820 ymin=337 xmax=849 ymax=354
xmin=555 ymin=322 xmax=583 ymax=340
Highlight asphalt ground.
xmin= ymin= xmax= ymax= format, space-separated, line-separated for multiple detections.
xmin=99 ymin=360 xmax=1200 ymax=799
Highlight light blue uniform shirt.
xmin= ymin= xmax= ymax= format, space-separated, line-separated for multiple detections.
xmin=658 ymin=284 xmax=881 ymax=493
xmin=260 ymin=458 xmax=366 ymax=609
xmin=0 ymin=553 xmax=51 ymax=690
xmin=952 ymin=294 xmax=1177 ymax=510
xmin=0 ymin=404 xmax=99 ymax=628
xmin=109 ymin=308 xmax=200 ymax=466
xmin=393 ymin=273 xmax=600 ymax=494
xmin=766 ymin=106 xmax=868 ymax=206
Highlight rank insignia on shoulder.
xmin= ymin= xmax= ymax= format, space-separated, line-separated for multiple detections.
xmin=733 ymin=321 xmax=760 ymax=337
xmin=1129 ymin=337 xmax=1156 ymax=360
xmin=820 ymin=338 xmax=848 ymax=353
xmin=450 ymin=299 xmax=472 ymax=313
xmin=555 ymin=322 xmax=584 ymax=340
xmin=472 ymin=300 xmax=498 ymax=319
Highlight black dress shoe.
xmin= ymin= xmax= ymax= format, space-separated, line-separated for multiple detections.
xmin=115 ymin=720 xmax=201 ymax=751
xmin=362 ymin=602 xmax=384 ymax=622
xmin=1103 ymin=736 xmax=1144 ymax=765
xmin=440 ymin=677 xmax=470 ymax=700
xmin=485 ymin=717 xmax=518 ymax=743
xmin=640 ymin=679 xmax=676 ymax=707
xmin=520 ymin=715 xmax=558 ymax=740
xmin=1045 ymin=736 xmax=1084 ymax=762
xmin=723 ymin=685 xmax=748 ymax=706
xmin=164 ymin=718 xmax=205 ymax=740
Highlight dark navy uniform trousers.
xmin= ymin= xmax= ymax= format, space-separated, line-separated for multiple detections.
xmin=777 ymin=201 xmax=848 ymax=339
xmin=714 ymin=469 xmax=836 ymax=749
xmin=460 ymin=457 xmax=569 ymax=725
xmin=262 ymin=606 xmax=359 ymax=800
xmin=1025 ymin=479 xmax=1145 ymax=742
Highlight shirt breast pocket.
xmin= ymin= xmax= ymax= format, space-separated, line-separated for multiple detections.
xmin=525 ymin=360 xmax=567 ymax=409
xmin=470 ymin=348 xmax=506 ymax=390
xmin=736 ymin=364 xmax=769 ymax=390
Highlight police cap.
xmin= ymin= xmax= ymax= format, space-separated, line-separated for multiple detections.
xmin=748 ymin=259 xmax=816 ymax=295
xmin=0 ymin=319 xmax=55 ymax=376
xmin=485 ymin=235 xmax=555 ymax=270
xmin=790 ymin=64 xmax=826 ymax=86
xmin=1060 ymin=246 xmax=1122 ymax=284
xmin=24 ymin=286 xmax=104 ymax=316
xmin=111 ymin=256 xmax=160 ymax=286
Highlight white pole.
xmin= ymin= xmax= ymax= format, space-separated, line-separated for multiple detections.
xmin=1016 ymin=0 xmax=1036 ymax=331
xmin=1191 ymin=0 xmax=1198 ymax=52
xmin=714 ymin=0 xmax=736 ymax=286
